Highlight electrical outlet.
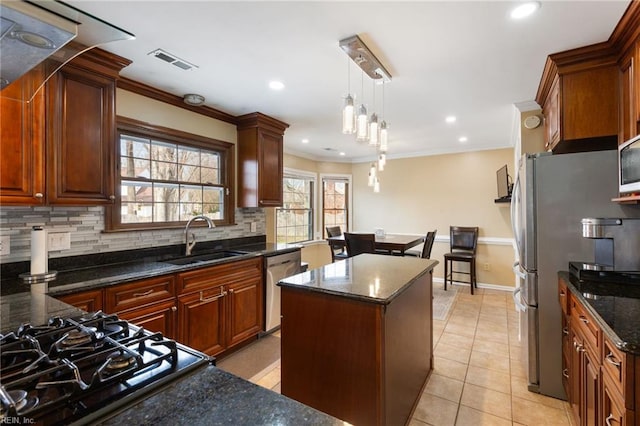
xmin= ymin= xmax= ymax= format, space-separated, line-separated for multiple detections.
xmin=483 ymin=262 xmax=491 ymax=271
xmin=0 ymin=236 xmax=10 ymax=256
xmin=250 ymin=222 xmax=257 ymax=232
xmin=48 ymin=232 xmax=71 ymax=251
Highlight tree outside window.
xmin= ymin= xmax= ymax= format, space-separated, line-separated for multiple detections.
xmin=276 ymin=176 xmax=314 ymax=244
xmin=323 ymin=178 xmax=348 ymax=237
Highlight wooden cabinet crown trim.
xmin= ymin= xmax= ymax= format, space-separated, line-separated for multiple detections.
xmin=236 ymin=112 xmax=290 ymax=134
xmin=610 ymin=0 xmax=640 ymax=57
xmin=117 ymin=77 xmax=237 ymax=124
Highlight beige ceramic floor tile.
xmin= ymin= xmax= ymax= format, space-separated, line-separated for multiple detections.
xmin=255 ymin=367 xmax=281 ymax=390
xmin=465 ymin=365 xmax=511 ymax=394
xmin=468 ymin=350 xmax=511 ymax=374
xmin=510 ymin=376 xmax=566 ymax=410
xmin=435 ymin=342 xmax=472 ymax=364
xmin=438 ymin=332 xmax=474 ymax=350
xmin=477 ymin=314 xmax=508 ymax=326
xmin=474 ymin=329 xmax=509 ymax=345
xmin=460 ymin=383 xmax=511 ymax=420
xmin=510 ymin=358 xmax=528 ymax=378
xmin=434 ymin=356 xmax=469 ymax=382
xmin=475 ymin=321 xmax=508 ymax=334
xmin=424 ymin=373 xmax=465 ymax=403
xmin=408 ymin=418 xmax=432 ymax=426
xmin=444 ymin=323 xmax=476 ymax=338
xmin=472 ymin=339 xmax=509 ymax=357
xmin=412 ymin=393 xmax=459 ymax=426
xmin=271 ymin=382 xmax=281 ymax=393
xmin=455 ymin=405 xmax=511 ymax=426
xmin=511 ymin=396 xmax=572 ymax=425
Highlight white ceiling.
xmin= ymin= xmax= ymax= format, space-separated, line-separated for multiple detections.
xmin=67 ymin=1 xmax=630 ymax=163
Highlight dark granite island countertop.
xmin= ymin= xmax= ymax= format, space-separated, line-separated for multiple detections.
xmin=559 ymin=271 xmax=640 ymax=355
xmin=278 ymin=254 xmax=438 ymax=426
xmin=278 ymin=253 xmax=438 ymax=303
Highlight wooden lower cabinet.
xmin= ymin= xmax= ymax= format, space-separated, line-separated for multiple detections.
xmin=116 ymin=299 xmax=177 ymax=339
xmin=176 ymin=257 xmax=264 ymax=357
xmin=56 ymin=257 xmax=264 ymax=357
xmin=57 ymin=288 xmax=103 ymax=313
xmin=560 ymin=277 xmax=638 ymax=426
xmin=177 ymin=284 xmax=227 ymax=356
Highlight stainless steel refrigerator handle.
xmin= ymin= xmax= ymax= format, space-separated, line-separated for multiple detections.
xmin=510 ymin=171 xmax=522 ymax=254
xmin=512 ymin=287 xmax=527 ymax=311
xmin=513 ymin=261 xmax=526 ymax=279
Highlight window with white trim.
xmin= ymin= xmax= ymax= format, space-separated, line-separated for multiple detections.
xmin=322 ymin=177 xmax=349 ymax=237
xmin=276 ymin=172 xmax=315 ymax=243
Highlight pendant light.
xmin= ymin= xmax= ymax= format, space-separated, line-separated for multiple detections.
xmin=369 ymin=79 xmax=379 ymax=146
xmin=379 ymin=79 xmax=388 ymax=152
xmin=368 ymin=163 xmax=377 ymax=187
xmin=356 ymin=68 xmax=369 ymax=142
xmin=342 ymin=57 xmax=355 ymax=134
xmin=373 ymin=177 xmax=380 ymax=193
xmin=378 ymin=152 xmax=386 ymax=171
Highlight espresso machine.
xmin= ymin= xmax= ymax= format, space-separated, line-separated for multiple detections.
xmin=570 ymin=218 xmax=640 ymax=280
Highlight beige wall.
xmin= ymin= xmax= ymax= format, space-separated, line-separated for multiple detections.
xmin=271 ymin=149 xmax=516 ymax=289
xmin=352 ymin=148 xmax=515 ymax=288
xmin=116 ymin=89 xmax=237 ymax=143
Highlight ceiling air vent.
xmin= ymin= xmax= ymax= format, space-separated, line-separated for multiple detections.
xmin=148 ymin=48 xmax=198 ymax=71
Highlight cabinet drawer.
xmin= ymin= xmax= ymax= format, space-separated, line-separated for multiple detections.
xmin=570 ymin=296 xmax=600 ymax=357
xmin=602 ymin=370 xmax=635 ymax=426
xmin=105 ymin=275 xmax=176 ymax=313
xmin=177 ymin=258 xmax=262 ymax=295
xmin=558 ymin=278 xmax=569 ymax=316
xmin=602 ymin=335 xmax=635 ymax=410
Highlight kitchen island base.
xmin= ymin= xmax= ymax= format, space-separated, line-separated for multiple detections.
xmin=280 ymin=257 xmax=435 ymax=426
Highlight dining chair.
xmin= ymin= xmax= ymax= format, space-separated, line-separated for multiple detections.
xmin=326 ymin=226 xmax=348 ymax=262
xmin=443 ymin=226 xmax=479 ymax=294
xmin=344 ymin=232 xmax=376 ymax=257
xmin=420 ymin=230 xmax=437 ymax=259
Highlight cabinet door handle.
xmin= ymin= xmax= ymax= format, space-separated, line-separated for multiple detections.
xmin=559 ymin=290 xmax=566 ymax=297
xmin=562 ymin=368 xmax=569 ymax=378
xmin=109 ymin=195 xmax=116 ymax=201
xmin=562 ymin=327 xmax=569 ymax=336
xmin=199 ymin=290 xmax=227 ymax=303
xmin=605 ymin=413 xmax=616 ymax=426
xmin=34 ymin=193 xmax=43 ymax=199
xmin=171 ymin=306 xmax=177 ymax=312
xmin=132 ymin=289 xmax=154 ymax=298
xmin=579 ymin=315 xmax=590 ymax=324
xmin=605 ymin=352 xmax=621 ymax=368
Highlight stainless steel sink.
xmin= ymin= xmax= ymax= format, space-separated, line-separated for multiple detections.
xmin=161 ymin=250 xmax=247 ymax=265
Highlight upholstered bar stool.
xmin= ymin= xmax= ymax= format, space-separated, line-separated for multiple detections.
xmin=443 ymin=226 xmax=479 ymax=294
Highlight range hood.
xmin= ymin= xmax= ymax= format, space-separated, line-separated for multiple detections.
xmin=0 ymin=0 xmax=134 ymax=103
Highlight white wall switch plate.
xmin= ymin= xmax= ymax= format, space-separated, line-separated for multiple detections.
xmin=48 ymin=232 xmax=71 ymax=251
xmin=250 ymin=222 xmax=257 ymax=232
xmin=0 ymin=236 xmax=10 ymax=256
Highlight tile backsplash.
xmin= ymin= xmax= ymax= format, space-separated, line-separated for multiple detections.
xmin=0 ymin=206 xmax=265 ymax=263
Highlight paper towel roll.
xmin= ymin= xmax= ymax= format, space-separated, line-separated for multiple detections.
xmin=30 ymin=226 xmax=47 ymax=275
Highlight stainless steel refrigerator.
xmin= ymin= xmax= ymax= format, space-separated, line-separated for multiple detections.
xmin=510 ymin=150 xmax=639 ymax=400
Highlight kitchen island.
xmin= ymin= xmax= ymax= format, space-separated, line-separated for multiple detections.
xmin=278 ymin=253 xmax=438 ymax=426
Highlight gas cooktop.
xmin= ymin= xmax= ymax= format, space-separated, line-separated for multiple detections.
xmin=0 ymin=312 xmax=210 ymax=425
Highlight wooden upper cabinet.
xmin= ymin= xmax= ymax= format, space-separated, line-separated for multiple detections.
xmin=0 ymin=48 xmax=130 ymax=206
xmin=0 ymin=67 xmax=45 ymax=205
xmin=46 ymin=49 xmax=130 ymax=205
xmin=237 ymin=112 xmax=289 ymax=208
xmin=620 ymin=50 xmax=635 ymax=143
xmin=536 ymin=44 xmax=619 ymax=154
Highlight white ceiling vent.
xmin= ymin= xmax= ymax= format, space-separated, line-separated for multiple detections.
xmin=148 ymin=48 xmax=198 ymax=71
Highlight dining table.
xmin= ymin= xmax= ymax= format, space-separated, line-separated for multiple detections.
xmin=327 ymin=233 xmax=425 ymax=255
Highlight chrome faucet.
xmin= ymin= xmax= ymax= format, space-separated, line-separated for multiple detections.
xmin=184 ymin=215 xmax=215 ymax=256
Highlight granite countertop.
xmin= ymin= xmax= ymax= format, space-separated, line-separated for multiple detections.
xmin=101 ymin=365 xmax=345 ymax=426
xmin=1 ymin=241 xmax=301 ymax=297
xmin=560 ymin=271 xmax=640 ymax=355
xmin=278 ymin=253 xmax=438 ymax=305
xmin=1 ymin=286 xmax=344 ymax=425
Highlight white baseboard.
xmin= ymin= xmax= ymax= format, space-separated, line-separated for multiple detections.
xmin=433 ymin=276 xmax=513 ymax=292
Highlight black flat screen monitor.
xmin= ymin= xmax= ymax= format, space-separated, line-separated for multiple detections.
xmin=496 ymin=165 xmax=510 ymax=199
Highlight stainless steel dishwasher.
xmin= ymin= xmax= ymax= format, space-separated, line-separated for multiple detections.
xmin=265 ymin=250 xmax=302 ymax=333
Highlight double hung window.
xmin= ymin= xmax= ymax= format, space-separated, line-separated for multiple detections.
xmin=276 ymin=172 xmax=315 ymax=243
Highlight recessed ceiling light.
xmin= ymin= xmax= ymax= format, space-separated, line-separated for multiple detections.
xmin=301 ymin=138 xmax=309 ymax=144
xmin=269 ymin=81 xmax=285 ymax=90
xmin=510 ymin=1 xmax=541 ymax=19
xmin=458 ymin=136 xmax=468 ymax=143
xmin=445 ymin=116 xmax=457 ymax=124
xmin=339 ymin=152 xmax=346 ymax=156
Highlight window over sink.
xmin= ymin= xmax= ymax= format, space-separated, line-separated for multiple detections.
xmin=106 ymin=117 xmax=234 ymax=231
